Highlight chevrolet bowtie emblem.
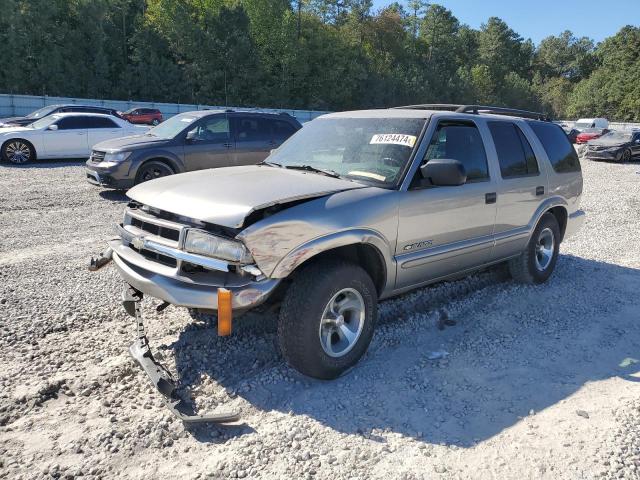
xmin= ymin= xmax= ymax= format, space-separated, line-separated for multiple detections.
xmin=132 ymin=236 xmax=145 ymax=250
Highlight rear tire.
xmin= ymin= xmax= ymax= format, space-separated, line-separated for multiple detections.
xmin=278 ymin=260 xmax=377 ymax=379
xmin=621 ymin=148 xmax=632 ymax=163
xmin=2 ymin=139 xmax=35 ymax=164
xmin=134 ymin=160 xmax=174 ymax=185
xmin=509 ymin=213 xmax=560 ymax=284
xmin=151 ymin=119 xmax=160 ymax=126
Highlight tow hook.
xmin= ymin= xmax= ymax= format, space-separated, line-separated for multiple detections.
xmin=89 ymin=246 xmax=113 ymax=271
xmin=123 ymin=284 xmax=241 ymax=424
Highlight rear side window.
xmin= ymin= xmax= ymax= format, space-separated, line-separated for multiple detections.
xmin=272 ymin=120 xmax=297 ymax=142
xmin=527 ymin=121 xmax=581 ymax=173
xmin=235 ymin=117 xmax=271 ymax=142
xmin=56 ymin=116 xmax=91 ymax=129
xmin=88 ymin=117 xmax=118 ymax=128
xmin=424 ymin=120 xmax=489 ymax=183
xmin=488 ymin=122 xmax=539 ymax=178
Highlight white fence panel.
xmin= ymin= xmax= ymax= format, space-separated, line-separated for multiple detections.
xmin=0 ymin=94 xmax=330 ymax=123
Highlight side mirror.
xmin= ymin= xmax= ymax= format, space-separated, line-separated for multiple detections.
xmin=185 ymin=130 xmax=197 ymax=142
xmin=48 ymin=124 xmax=58 ymax=131
xmin=420 ymin=158 xmax=466 ymax=186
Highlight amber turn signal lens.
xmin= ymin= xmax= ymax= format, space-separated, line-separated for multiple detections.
xmin=217 ymin=288 xmax=233 ymax=336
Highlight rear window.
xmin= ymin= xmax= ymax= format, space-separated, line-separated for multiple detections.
xmin=527 ymin=121 xmax=581 ymax=173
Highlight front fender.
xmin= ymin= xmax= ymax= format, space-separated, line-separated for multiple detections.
xmin=269 ymin=228 xmax=394 ymax=284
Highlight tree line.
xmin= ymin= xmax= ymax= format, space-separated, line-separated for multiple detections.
xmin=0 ymin=0 xmax=638 ymax=121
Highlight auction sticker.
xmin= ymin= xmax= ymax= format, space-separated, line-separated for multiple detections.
xmin=370 ymin=133 xmax=416 ymax=147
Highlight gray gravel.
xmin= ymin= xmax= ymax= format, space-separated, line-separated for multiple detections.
xmin=1 ymin=157 xmax=639 ymax=480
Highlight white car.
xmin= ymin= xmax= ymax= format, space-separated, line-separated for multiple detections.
xmin=0 ymin=113 xmax=149 ymax=164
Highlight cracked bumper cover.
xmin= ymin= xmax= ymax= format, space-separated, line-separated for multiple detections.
xmin=109 ymin=239 xmax=281 ymax=311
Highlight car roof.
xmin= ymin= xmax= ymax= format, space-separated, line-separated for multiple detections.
xmin=48 ymin=104 xmax=113 ymax=109
xmin=48 ymin=112 xmax=120 ymax=118
xmin=320 ymin=108 xmax=548 ymax=123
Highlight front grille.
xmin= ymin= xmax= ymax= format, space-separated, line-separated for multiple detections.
xmin=130 ymin=216 xmax=180 ymax=242
xmin=134 ymin=247 xmax=178 ymax=267
xmin=90 ymin=150 xmax=106 ymax=162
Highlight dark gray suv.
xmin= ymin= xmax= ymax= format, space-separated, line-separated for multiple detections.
xmin=85 ymin=110 xmax=302 ymax=189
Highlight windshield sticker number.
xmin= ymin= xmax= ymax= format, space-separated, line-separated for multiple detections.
xmin=370 ymin=134 xmax=416 ymax=148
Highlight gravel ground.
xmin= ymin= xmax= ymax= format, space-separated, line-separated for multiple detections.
xmin=0 ymin=157 xmax=639 ymax=480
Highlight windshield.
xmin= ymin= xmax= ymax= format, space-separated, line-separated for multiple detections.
xmin=29 ymin=115 xmax=58 ymax=129
xmin=575 ymin=122 xmax=593 ymax=129
xmin=26 ymin=105 xmax=58 ymax=119
xmin=267 ymin=117 xmax=426 ymax=187
xmin=599 ymin=131 xmax=632 ymax=141
xmin=146 ymin=113 xmax=197 ymax=139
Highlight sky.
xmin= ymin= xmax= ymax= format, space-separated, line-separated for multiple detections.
xmin=372 ymin=0 xmax=638 ymax=45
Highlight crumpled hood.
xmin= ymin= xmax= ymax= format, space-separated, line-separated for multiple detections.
xmin=127 ymin=165 xmax=366 ymax=228
xmin=93 ymin=133 xmax=165 ymax=152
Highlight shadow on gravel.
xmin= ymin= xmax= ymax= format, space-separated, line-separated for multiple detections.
xmin=171 ymin=255 xmax=640 ymax=447
xmin=99 ymin=190 xmax=128 ymax=202
xmin=0 ymin=158 xmax=85 ymax=168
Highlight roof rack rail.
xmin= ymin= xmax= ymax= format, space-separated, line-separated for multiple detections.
xmin=393 ymin=104 xmax=551 ymax=121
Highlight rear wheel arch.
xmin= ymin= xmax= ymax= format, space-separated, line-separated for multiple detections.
xmin=547 ymin=206 xmax=568 ymax=242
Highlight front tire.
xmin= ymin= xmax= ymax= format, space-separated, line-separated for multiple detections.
xmin=134 ymin=160 xmax=174 ymax=185
xmin=509 ymin=213 xmax=560 ymax=284
xmin=278 ymin=260 xmax=377 ymax=379
xmin=151 ymin=119 xmax=160 ymax=126
xmin=2 ymin=139 xmax=35 ymax=164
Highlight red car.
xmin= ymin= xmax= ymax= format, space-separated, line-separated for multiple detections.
xmin=576 ymin=128 xmax=609 ymax=144
xmin=121 ymin=108 xmax=163 ymax=126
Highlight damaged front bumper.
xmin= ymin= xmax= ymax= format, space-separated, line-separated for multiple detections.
xmin=107 ymin=237 xmax=280 ymax=311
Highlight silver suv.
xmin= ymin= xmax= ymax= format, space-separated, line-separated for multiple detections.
xmin=92 ymin=105 xmax=584 ymax=414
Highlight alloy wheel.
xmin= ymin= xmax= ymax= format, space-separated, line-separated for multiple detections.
xmin=138 ymin=164 xmax=172 ymax=183
xmin=5 ymin=141 xmax=31 ymax=163
xmin=534 ymin=227 xmax=555 ymax=272
xmin=318 ymin=288 xmax=365 ymax=358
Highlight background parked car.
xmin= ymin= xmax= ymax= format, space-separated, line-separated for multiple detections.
xmin=0 ymin=113 xmax=148 ymax=163
xmin=565 ymin=128 xmax=580 ymax=144
xmin=574 ymin=117 xmax=609 ymax=131
xmin=576 ymin=128 xmax=609 ymax=144
xmin=121 ymin=108 xmax=163 ymax=126
xmin=584 ymin=130 xmax=640 ymax=162
xmin=85 ymin=110 xmax=302 ymax=188
xmin=0 ymin=104 xmax=124 ymax=128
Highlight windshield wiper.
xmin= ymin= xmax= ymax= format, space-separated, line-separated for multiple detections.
xmin=284 ymin=164 xmax=342 ymax=178
xmin=258 ymin=160 xmax=283 ymax=168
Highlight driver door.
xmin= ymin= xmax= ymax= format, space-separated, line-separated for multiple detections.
xmin=183 ymin=114 xmax=234 ymax=171
xmin=395 ymin=119 xmax=498 ymax=289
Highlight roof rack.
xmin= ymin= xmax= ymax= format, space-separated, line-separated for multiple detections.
xmin=393 ymin=104 xmax=551 ymax=121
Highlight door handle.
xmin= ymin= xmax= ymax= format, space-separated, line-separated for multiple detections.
xmin=485 ymin=192 xmax=497 ymax=204
xmin=535 ymin=186 xmax=545 ymax=196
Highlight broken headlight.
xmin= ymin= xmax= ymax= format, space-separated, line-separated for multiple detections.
xmin=184 ymin=229 xmax=253 ymax=264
